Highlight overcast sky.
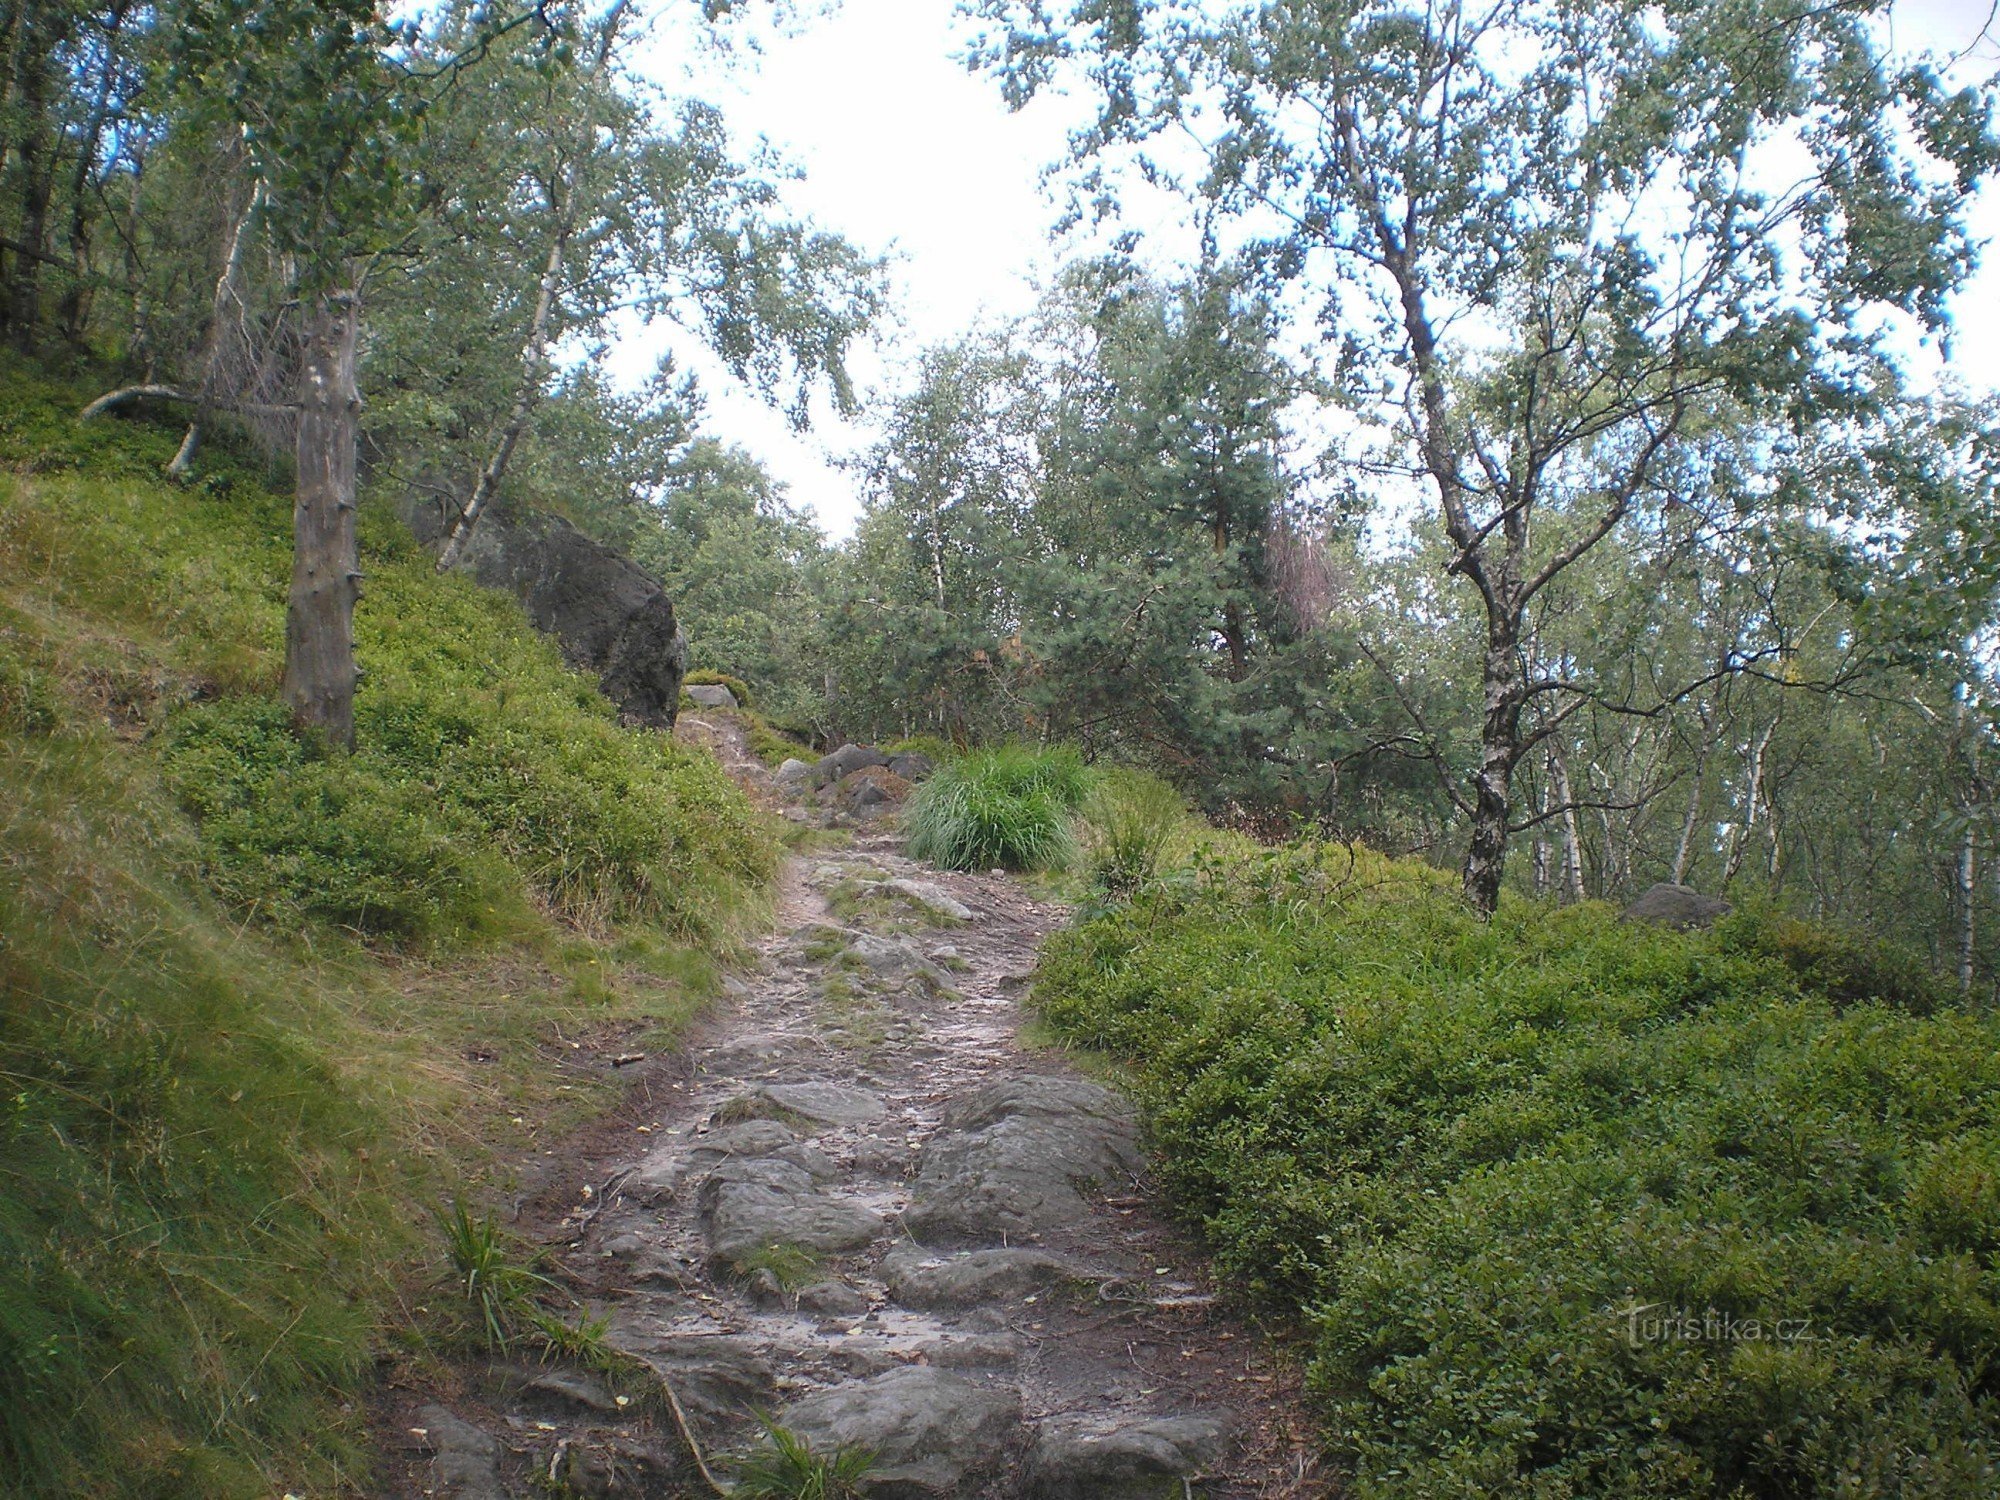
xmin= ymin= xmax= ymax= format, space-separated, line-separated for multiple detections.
xmin=618 ymin=0 xmax=2000 ymax=539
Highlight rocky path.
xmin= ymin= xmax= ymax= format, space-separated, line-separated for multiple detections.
xmin=383 ymin=716 xmax=1320 ymax=1499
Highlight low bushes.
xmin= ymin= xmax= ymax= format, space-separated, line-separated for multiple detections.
xmin=1034 ymin=842 xmax=2000 ymax=1497
xmin=904 ymin=744 xmax=1090 ymax=871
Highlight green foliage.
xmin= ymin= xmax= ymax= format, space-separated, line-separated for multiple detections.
xmin=883 ymin=734 xmax=954 ymax=762
xmin=1076 ymin=767 xmax=1198 ymax=896
xmin=436 ymin=1198 xmax=556 ymax=1352
xmin=0 ymin=364 xmax=781 ymax=948
xmin=0 ymin=724 xmax=402 ymax=1498
xmin=1719 ymin=902 xmax=1956 ymax=1016
xmin=1035 ymin=842 xmax=2000 ymax=1497
xmin=744 ymin=711 xmax=818 ymax=768
xmin=904 ymin=744 xmax=1091 ymax=872
xmin=732 ymin=1417 xmax=877 ymax=1500
xmin=0 ymin=365 xmax=755 ymax=1495
xmin=732 ymin=1242 xmax=823 ymax=1293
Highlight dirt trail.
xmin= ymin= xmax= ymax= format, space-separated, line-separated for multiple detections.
xmin=379 ymin=714 xmax=1322 ymax=1498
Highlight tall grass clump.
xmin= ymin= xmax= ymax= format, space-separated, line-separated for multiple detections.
xmin=1076 ymin=766 xmax=1199 ymax=895
xmin=1035 ymin=840 xmax=2000 ymax=1498
xmin=904 ymin=743 xmax=1091 ymax=872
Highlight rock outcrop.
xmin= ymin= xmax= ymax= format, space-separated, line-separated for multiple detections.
xmin=1623 ymin=882 xmax=1733 ymax=929
xmin=409 ymin=500 xmax=687 ymax=729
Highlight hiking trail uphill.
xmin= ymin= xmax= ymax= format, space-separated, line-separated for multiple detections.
xmin=378 ymin=713 xmax=1322 ymax=1499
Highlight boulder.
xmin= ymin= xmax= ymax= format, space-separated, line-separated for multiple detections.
xmin=736 ymin=1081 xmax=889 ymax=1127
xmin=775 ymin=1368 xmax=1021 ymax=1496
xmin=880 ymin=877 xmax=973 ymax=923
xmin=906 ymin=1076 xmax=1144 ymax=1242
xmin=881 ymin=1246 xmax=1080 ymax=1309
xmin=418 ymin=502 xmax=687 ymax=728
xmin=697 ymin=1157 xmax=883 ymax=1265
xmin=887 ymin=751 xmax=935 ymax=782
xmin=836 ymin=765 xmax=913 ymax=816
xmin=816 ymin=743 xmax=890 ymax=786
xmin=685 ymin=682 xmax=738 ymax=709
xmin=601 ymin=1322 xmax=774 ymax=1436
xmin=1023 ymin=1413 xmax=1229 ymax=1499
xmin=413 ymin=1405 xmax=507 ymax=1500
xmin=797 ymin=1279 xmax=870 ymax=1317
xmin=775 ymin=757 xmax=815 ymax=789
xmin=1623 ymin=882 xmax=1733 ymax=930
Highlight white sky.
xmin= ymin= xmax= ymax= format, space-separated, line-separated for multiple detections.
xmin=618 ymin=0 xmax=2000 ymax=540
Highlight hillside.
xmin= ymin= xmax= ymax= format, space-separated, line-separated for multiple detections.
xmin=0 ymin=361 xmax=776 ymax=1496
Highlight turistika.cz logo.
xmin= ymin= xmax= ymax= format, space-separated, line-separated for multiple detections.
xmin=1612 ymin=1301 xmax=1816 ymax=1349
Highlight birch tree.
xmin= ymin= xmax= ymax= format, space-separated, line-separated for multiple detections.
xmin=977 ymin=0 xmax=2000 ymax=912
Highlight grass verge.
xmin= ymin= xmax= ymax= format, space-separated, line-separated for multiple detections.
xmin=0 ymin=358 xmax=774 ymax=1496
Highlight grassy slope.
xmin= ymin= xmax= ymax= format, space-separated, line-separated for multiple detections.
xmin=0 ymin=361 xmax=774 ymax=1496
xmin=1035 ymin=842 xmax=2000 ymax=1498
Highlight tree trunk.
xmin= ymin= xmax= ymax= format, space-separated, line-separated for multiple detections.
xmin=283 ymin=290 xmax=361 ymax=751
xmin=6 ymin=3 xmax=53 ymax=347
xmin=435 ymin=223 xmax=565 ymax=571
xmin=170 ymin=170 xmax=263 ymax=478
xmin=1551 ymin=747 xmax=1587 ymax=904
xmin=1463 ymin=632 xmax=1523 ymax=915
xmin=56 ymin=0 xmax=128 ymax=345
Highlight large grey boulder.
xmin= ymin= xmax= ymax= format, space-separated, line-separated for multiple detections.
xmin=1024 ymin=1413 xmax=1229 ymax=1499
xmin=906 ymin=1076 xmax=1143 ymax=1241
xmin=887 ymin=751 xmax=935 ymax=782
xmin=1623 ymin=883 xmax=1733 ymax=930
xmin=417 ymin=502 xmax=687 ymax=728
xmin=697 ymin=1157 xmax=883 ymax=1265
xmin=775 ymin=1368 xmax=1022 ymax=1496
xmin=816 ymin=743 xmax=890 ymax=786
xmin=684 ymin=682 xmax=738 ymax=709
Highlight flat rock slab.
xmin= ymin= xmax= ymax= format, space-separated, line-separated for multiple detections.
xmin=882 ymin=1247 xmax=1081 ymax=1309
xmin=906 ymin=1076 xmax=1142 ymax=1241
xmin=698 ymin=1157 xmax=883 ymax=1264
xmin=777 ymin=1367 xmax=1022 ymax=1496
xmin=1024 ymin=1413 xmax=1230 ymax=1499
xmin=742 ymin=1081 xmax=889 ymax=1127
xmin=629 ymin=1119 xmax=799 ymax=1203
xmin=879 ymin=878 xmax=974 ymax=922
xmin=414 ymin=1404 xmax=508 ymax=1500
xmin=601 ymin=1322 xmax=774 ymax=1433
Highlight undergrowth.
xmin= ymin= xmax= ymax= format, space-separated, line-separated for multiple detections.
xmin=0 ymin=358 xmax=774 ymax=1495
xmin=1035 ymin=840 xmax=2000 ymax=1497
xmin=904 ymin=743 xmax=1091 ymax=872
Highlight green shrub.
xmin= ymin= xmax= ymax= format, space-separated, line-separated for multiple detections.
xmin=1719 ymin=901 xmax=1954 ymax=1014
xmin=744 ymin=710 xmax=818 ymax=767
xmin=159 ymin=695 xmax=518 ymax=940
xmin=1077 ymin=766 xmax=1194 ymax=895
xmin=883 ymin=734 xmax=954 ymax=762
xmin=904 ymin=744 xmax=1091 ymax=872
xmin=1034 ymin=841 xmax=2000 ymax=1497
